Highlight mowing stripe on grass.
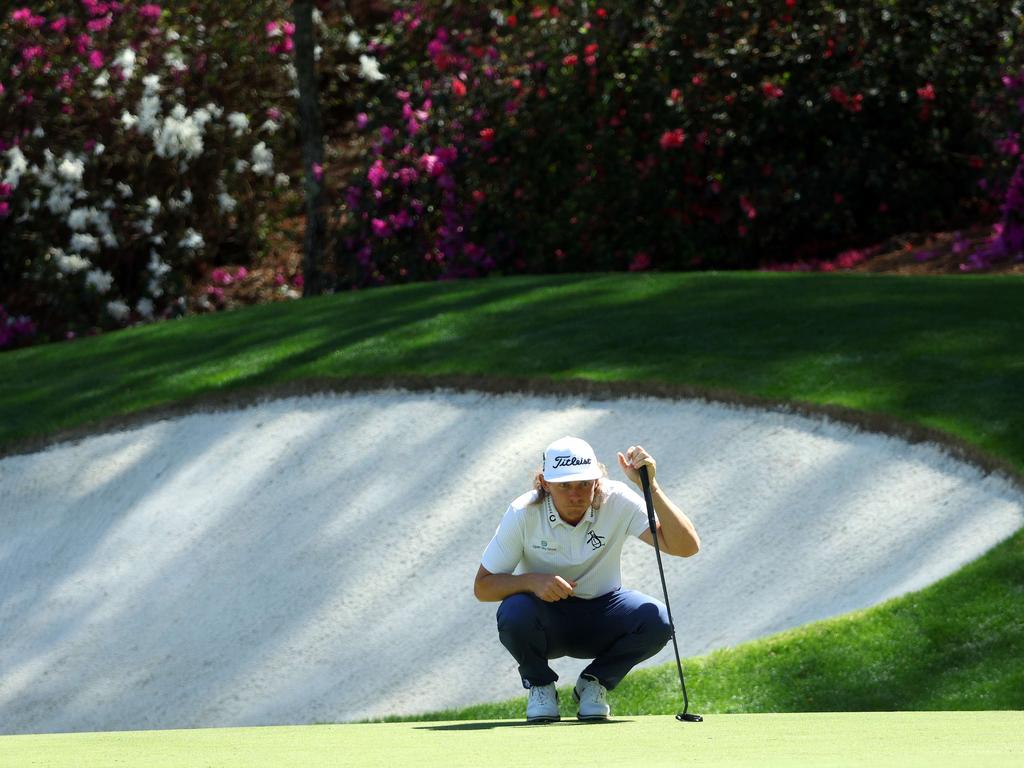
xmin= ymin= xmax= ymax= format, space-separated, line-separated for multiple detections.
xmin=2 ymin=713 xmax=1021 ymax=768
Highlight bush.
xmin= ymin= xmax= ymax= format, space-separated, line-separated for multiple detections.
xmin=0 ymin=1 xmax=301 ymax=345
xmin=332 ymin=0 xmax=1023 ymax=285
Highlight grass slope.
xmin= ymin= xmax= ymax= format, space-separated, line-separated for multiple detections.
xmin=2 ymin=713 xmax=1021 ymax=768
xmin=2 ymin=272 xmax=1023 ymax=714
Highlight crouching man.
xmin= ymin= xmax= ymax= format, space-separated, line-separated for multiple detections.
xmin=474 ymin=436 xmax=700 ymax=722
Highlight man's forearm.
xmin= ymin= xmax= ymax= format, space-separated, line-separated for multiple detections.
xmin=651 ymin=482 xmax=701 ymax=557
xmin=475 ymin=572 xmax=537 ymax=602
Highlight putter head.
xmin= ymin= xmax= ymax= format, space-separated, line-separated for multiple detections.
xmin=676 ymin=712 xmax=703 ymax=723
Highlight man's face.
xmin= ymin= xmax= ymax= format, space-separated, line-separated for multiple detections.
xmin=544 ymin=479 xmax=597 ymax=523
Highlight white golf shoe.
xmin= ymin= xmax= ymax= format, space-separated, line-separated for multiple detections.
xmin=526 ymin=683 xmax=560 ymax=723
xmin=573 ymin=674 xmax=610 ymax=720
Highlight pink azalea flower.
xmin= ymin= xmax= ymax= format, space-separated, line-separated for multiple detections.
xmin=88 ymin=50 xmax=104 ymax=69
xmin=21 ymin=46 xmax=45 ymax=62
xmin=312 ymin=162 xmax=323 ymax=181
xmin=628 ymin=252 xmax=652 ymax=271
xmin=139 ymin=5 xmax=162 ymax=21
xmin=356 ymin=112 xmax=369 ymax=129
xmin=87 ymin=16 xmax=112 ymax=32
xmin=0 ymin=202 xmax=10 ymax=218
xmin=371 ymin=218 xmax=392 ymax=237
xmin=367 ymin=159 xmax=387 ymax=189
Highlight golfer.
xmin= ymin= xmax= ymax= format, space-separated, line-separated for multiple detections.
xmin=474 ymin=436 xmax=700 ymax=722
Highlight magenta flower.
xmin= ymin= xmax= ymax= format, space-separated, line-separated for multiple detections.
xmin=0 ymin=201 xmax=10 ymax=218
xmin=312 ymin=162 xmax=323 ymax=181
xmin=87 ymin=16 xmax=112 ymax=32
xmin=88 ymin=50 xmax=104 ymax=69
xmin=419 ymin=154 xmax=445 ymax=177
xmin=367 ymin=159 xmax=387 ymax=189
xmin=138 ymin=5 xmax=162 ymax=21
xmin=628 ymin=252 xmax=652 ymax=271
xmin=211 ymin=268 xmax=233 ymax=286
xmin=51 ymin=17 xmax=69 ymax=32
xmin=356 ymin=112 xmax=370 ymax=129
xmin=21 ymin=46 xmax=45 ymax=63
xmin=372 ymin=218 xmax=392 ymax=237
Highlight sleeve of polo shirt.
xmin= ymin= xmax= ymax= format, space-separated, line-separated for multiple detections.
xmin=480 ymin=506 xmax=526 ymax=574
xmin=621 ymin=484 xmax=655 ymax=538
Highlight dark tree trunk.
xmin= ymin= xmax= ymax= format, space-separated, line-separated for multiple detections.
xmin=293 ymin=0 xmax=328 ymax=296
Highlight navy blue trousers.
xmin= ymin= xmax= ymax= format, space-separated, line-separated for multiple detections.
xmin=496 ymin=588 xmax=672 ymax=690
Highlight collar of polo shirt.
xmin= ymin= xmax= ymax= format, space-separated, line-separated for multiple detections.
xmin=544 ymin=494 xmax=595 ymax=527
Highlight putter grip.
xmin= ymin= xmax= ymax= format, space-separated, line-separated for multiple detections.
xmin=639 ymin=465 xmax=658 ymax=536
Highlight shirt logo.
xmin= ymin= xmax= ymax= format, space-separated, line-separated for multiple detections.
xmin=586 ymin=530 xmax=606 ymax=550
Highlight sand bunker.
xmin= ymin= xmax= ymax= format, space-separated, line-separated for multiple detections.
xmin=1 ymin=390 xmax=1021 ymax=734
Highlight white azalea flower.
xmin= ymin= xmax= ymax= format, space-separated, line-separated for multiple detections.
xmin=217 ymin=192 xmax=237 ymax=212
xmin=227 ymin=112 xmax=249 ymax=137
xmin=52 ymin=248 xmax=91 ymax=274
xmin=67 ymin=208 xmax=91 ymax=231
xmin=154 ymin=111 xmax=204 ymax=160
xmin=142 ymin=74 xmax=161 ymax=92
xmin=359 ymin=55 xmax=386 ymax=81
xmin=114 ymin=48 xmax=136 ymax=80
xmin=274 ymin=173 xmax=290 ymax=188
xmin=346 ymin=31 xmax=362 ymax=52
xmin=106 ymin=300 xmax=130 ymax=321
xmin=178 ymin=228 xmax=204 ymax=252
xmin=136 ymin=298 xmax=155 ymax=318
xmin=57 ymin=157 xmax=85 ymax=183
xmin=251 ymin=142 xmax=274 ymax=176
xmin=121 ymin=111 xmax=139 ymax=130
xmin=86 ymin=269 xmax=114 ymax=293
xmin=70 ymin=233 xmax=100 ymax=253
xmin=116 ymin=182 xmax=133 ymax=198
xmin=3 ymin=147 xmax=29 ymax=187
xmin=46 ymin=188 xmax=73 ymax=215
xmin=136 ymin=94 xmax=161 ymax=135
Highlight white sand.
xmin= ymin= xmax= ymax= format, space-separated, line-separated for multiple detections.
xmin=0 ymin=390 xmax=1021 ymax=735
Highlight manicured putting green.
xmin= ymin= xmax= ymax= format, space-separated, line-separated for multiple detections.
xmin=5 ymin=712 xmax=1021 ymax=768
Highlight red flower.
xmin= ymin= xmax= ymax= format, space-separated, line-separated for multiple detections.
xmin=761 ymin=81 xmax=784 ymax=100
xmin=451 ymin=77 xmax=467 ymax=97
xmin=563 ymin=54 xmax=578 ymax=67
xmin=479 ymin=128 xmax=495 ymax=141
xmin=506 ymin=14 xmax=517 ymax=28
xmin=659 ymin=129 xmax=686 ymax=150
xmin=917 ymin=83 xmax=936 ymax=101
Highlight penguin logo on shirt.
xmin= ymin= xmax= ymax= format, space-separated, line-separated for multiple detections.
xmin=586 ymin=530 xmax=606 ymax=550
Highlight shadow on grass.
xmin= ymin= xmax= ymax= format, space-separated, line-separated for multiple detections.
xmin=415 ymin=719 xmax=635 ymax=731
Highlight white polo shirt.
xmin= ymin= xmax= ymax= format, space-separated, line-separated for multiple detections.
xmin=480 ymin=480 xmax=654 ymax=599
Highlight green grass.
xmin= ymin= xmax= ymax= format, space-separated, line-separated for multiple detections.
xmin=2 ymin=713 xmax=1021 ymax=768
xmin=2 ymin=271 xmax=1023 ymax=715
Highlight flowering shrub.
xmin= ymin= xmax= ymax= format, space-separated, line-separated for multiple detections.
xmin=0 ymin=0 xmax=304 ymax=346
xmin=333 ymin=0 xmax=1024 ymax=284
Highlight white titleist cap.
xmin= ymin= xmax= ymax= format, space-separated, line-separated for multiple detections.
xmin=542 ymin=436 xmax=602 ymax=483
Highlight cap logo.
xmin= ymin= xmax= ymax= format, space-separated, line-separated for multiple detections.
xmin=553 ymin=454 xmax=591 ymax=469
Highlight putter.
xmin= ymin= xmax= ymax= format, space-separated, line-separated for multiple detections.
xmin=639 ymin=465 xmax=703 ymax=723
